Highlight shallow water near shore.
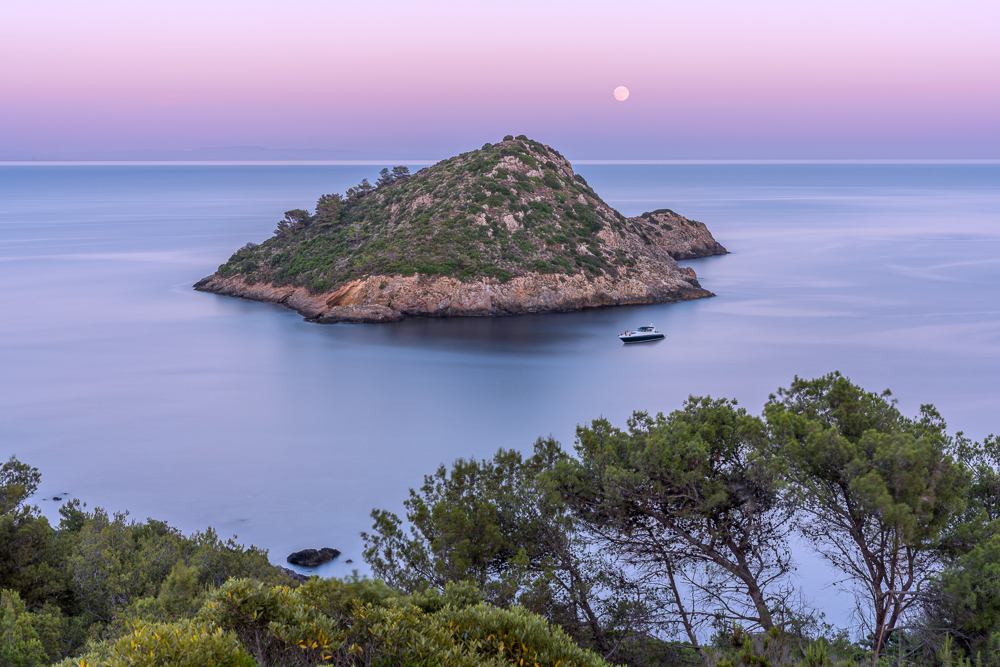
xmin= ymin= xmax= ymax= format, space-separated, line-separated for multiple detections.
xmin=2 ymin=162 xmax=999 ymax=628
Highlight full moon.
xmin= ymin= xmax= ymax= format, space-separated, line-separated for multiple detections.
xmin=613 ymin=86 xmax=630 ymax=101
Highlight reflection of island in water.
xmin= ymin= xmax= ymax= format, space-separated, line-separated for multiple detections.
xmin=195 ymin=136 xmax=727 ymax=323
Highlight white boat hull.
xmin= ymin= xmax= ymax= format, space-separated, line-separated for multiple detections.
xmin=619 ymin=332 xmax=665 ymax=343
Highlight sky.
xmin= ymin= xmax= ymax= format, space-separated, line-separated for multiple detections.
xmin=2 ymin=0 xmax=999 ymax=159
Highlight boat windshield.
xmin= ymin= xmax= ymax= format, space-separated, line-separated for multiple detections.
xmin=637 ymin=326 xmax=654 ymax=332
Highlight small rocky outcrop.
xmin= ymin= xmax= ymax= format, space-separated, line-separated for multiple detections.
xmin=638 ymin=209 xmax=729 ymax=259
xmin=276 ymin=566 xmax=309 ymax=583
xmin=287 ymin=547 xmax=340 ymax=567
xmin=195 ymin=136 xmax=727 ymax=322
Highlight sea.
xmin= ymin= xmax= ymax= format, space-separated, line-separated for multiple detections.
xmin=2 ymin=161 xmax=999 ymax=628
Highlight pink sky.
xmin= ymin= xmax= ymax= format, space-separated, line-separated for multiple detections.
xmin=2 ymin=0 xmax=999 ymax=159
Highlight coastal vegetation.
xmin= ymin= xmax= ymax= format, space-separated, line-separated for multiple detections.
xmin=364 ymin=372 xmax=999 ymax=667
xmin=3 ymin=372 xmax=997 ymax=666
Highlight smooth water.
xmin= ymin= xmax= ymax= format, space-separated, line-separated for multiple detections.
xmin=2 ymin=163 xmax=999 ymax=625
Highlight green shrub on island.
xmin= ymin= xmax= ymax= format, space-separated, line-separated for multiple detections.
xmin=210 ymin=136 xmax=643 ymax=292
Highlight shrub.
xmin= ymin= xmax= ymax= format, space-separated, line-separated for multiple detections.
xmin=197 ymin=579 xmax=341 ymax=667
xmin=64 ymin=620 xmax=256 ymax=667
xmin=0 ymin=590 xmax=63 ymax=667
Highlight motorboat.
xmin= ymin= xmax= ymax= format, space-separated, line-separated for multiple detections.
xmin=618 ymin=324 xmax=665 ymax=343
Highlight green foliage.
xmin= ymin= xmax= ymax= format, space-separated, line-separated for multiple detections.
xmin=0 ymin=457 xmax=71 ymax=612
xmin=275 ymin=209 xmax=312 ymax=236
xmin=354 ymin=589 xmax=612 ymax=667
xmin=66 ymin=507 xmax=284 ymax=636
xmin=542 ymin=171 xmax=563 ymax=190
xmin=765 ymin=372 xmax=969 ymax=656
xmin=2 ymin=457 xmax=290 ymax=661
xmin=127 ymin=561 xmax=210 ymax=624
xmin=197 ymin=578 xmax=341 ymax=667
xmin=10 ymin=374 xmax=1000 ymax=667
xmin=0 ymin=589 xmax=64 ymax=667
xmin=925 ymin=526 xmax=1000 ymax=662
xmin=362 ymin=439 xmax=645 ymax=659
xmin=211 ymin=136 xmax=641 ymax=292
xmin=947 ymin=434 xmax=1000 ymax=551
xmin=0 ymin=456 xmax=40 ymax=516
xmin=553 ymin=398 xmax=794 ymax=635
xmin=363 ymin=439 xmax=569 ymax=599
xmin=314 ymin=193 xmax=343 ymax=227
xmin=68 ymin=620 xmax=257 ymax=667
xmin=193 ymin=575 xmax=611 ymax=667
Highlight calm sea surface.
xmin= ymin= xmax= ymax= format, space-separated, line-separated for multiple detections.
xmin=2 ymin=163 xmax=999 ymax=625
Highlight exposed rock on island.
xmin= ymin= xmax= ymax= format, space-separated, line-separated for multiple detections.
xmin=195 ymin=136 xmax=727 ymax=323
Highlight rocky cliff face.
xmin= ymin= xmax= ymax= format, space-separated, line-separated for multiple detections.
xmin=195 ymin=136 xmax=726 ymax=323
xmin=637 ymin=209 xmax=729 ymax=260
xmin=197 ymin=265 xmax=710 ymax=324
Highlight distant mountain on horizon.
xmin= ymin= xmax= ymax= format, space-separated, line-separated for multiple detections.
xmin=0 ymin=146 xmax=442 ymax=162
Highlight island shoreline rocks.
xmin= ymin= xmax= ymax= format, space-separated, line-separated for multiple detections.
xmin=195 ymin=271 xmax=715 ymax=324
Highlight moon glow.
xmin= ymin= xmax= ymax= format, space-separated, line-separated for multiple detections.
xmin=613 ymin=86 xmax=630 ymax=101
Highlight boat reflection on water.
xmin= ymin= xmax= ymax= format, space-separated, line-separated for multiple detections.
xmin=618 ymin=325 xmax=665 ymax=344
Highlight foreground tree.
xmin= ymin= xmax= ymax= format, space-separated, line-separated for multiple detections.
xmin=765 ymin=372 xmax=969 ymax=659
xmin=0 ymin=457 xmax=71 ymax=611
xmin=362 ymin=439 xmax=655 ymax=662
xmin=551 ymin=397 xmax=796 ymax=652
xmin=920 ymin=434 xmax=1000 ymax=663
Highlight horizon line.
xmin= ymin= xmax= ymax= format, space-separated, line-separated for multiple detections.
xmin=1 ymin=158 xmax=999 ymax=167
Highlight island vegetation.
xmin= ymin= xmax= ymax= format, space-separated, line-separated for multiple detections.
xmin=3 ymin=372 xmax=998 ymax=666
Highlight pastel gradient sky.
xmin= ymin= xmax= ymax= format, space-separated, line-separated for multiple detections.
xmin=2 ymin=0 xmax=999 ymax=159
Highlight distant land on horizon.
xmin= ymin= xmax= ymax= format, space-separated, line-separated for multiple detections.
xmin=0 ymin=146 xmax=442 ymax=163
xmin=2 ymin=146 xmax=997 ymax=164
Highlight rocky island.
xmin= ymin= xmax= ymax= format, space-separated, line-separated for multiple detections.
xmin=195 ymin=136 xmax=727 ymax=323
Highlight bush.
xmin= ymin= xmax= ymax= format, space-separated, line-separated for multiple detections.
xmin=197 ymin=579 xmax=341 ymax=667
xmin=65 ymin=620 xmax=256 ymax=667
xmin=193 ymin=576 xmax=610 ymax=667
xmin=0 ymin=590 xmax=63 ymax=667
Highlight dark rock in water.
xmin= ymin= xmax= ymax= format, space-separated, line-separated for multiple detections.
xmin=287 ymin=547 xmax=341 ymax=567
xmin=53 ymin=496 xmax=62 ymax=501
xmin=345 ymin=559 xmax=353 ymax=563
xmin=276 ymin=566 xmax=309 ymax=584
